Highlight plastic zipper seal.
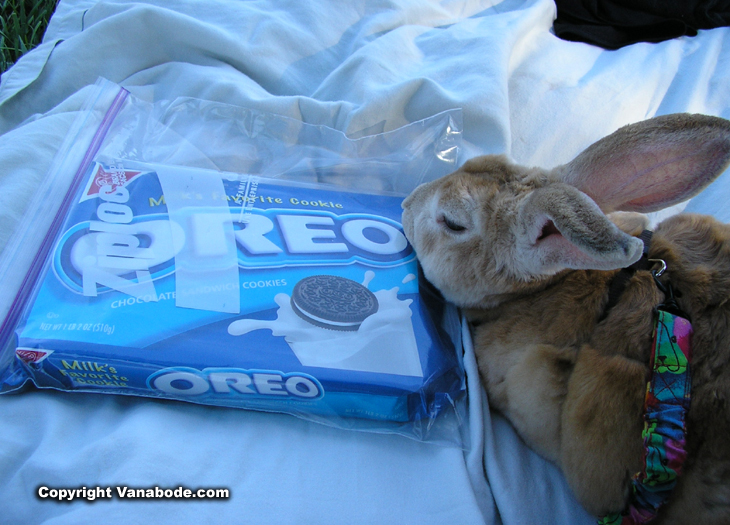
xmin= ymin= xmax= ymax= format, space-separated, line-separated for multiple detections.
xmin=0 ymin=79 xmax=129 ymax=391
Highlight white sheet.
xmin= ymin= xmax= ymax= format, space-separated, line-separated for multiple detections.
xmin=1 ymin=0 xmax=728 ymax=523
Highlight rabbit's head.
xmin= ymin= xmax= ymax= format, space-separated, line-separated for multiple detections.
xmin=402 ymin=114 xmax=730 ymax=308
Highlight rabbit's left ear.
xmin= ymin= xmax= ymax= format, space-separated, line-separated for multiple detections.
xmin=556 ymin=114 xmax=730 ymax=213
xmin=514 ymin=183 xmax=644 ymax=276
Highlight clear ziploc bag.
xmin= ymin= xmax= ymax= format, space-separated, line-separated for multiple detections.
xmin=0 ymin=79 xmax=466 ymax=445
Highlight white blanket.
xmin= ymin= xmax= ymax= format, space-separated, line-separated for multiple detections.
xmin=1 ymin=1 xmax=728 ymax=523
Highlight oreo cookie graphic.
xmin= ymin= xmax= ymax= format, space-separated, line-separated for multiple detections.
xmin=291 ymin=275 xmax=379 ymax=331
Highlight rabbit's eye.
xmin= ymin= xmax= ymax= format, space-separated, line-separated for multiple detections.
xmin=440 ymin=215 xmax=466 ymax=232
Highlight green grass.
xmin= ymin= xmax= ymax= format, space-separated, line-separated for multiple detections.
xmin=1 ymin=0 xmax=59 ymax=75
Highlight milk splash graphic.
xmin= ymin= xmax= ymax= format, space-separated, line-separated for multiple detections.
xmin=228 ymin=272 xmax=423 ymax=377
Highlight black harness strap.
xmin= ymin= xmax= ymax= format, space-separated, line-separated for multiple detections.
xmin=598 ymin=230 xmax=653 ymax=322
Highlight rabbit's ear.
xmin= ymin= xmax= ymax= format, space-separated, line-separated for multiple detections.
xmin=557 ymin=114 xmax=730 ymax=213
xmin=515 ymin=184 xmax=644 ymax=276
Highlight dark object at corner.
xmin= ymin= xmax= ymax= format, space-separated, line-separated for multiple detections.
xmin=553 ymin=0 xmax=730 ymax=49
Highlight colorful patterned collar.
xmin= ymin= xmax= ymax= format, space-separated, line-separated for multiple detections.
xmin=598 ymin=260 xmax=693 ymax=525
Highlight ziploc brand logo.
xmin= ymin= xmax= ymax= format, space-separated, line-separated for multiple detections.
xmin=54 ymin=204 xmax=414 ymax=297
xmin=53 ymin=214 xmax=180 ymax=297
xmin=148 ymin=367 xmax=324 ymax=399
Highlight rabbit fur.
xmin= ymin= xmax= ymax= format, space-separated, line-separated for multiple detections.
xmin=401 ymin=114 xmax=730 ymax=523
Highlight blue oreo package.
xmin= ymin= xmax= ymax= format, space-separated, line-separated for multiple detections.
xmin=0 ymin=160 xmax=464 ymax=429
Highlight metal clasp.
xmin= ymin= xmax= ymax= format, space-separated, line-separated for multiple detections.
xmin=649 ymin=259 xmax=667 ymax=278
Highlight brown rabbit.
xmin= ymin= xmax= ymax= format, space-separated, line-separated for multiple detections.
xmin=401 ymin=114 xmax=730 ymax=524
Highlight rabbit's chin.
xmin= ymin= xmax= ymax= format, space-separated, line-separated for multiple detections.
xmin=419 ymin=269 xmax=520 ymax=310
xmin=425 ymin=259 xmax=573 ymax=310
